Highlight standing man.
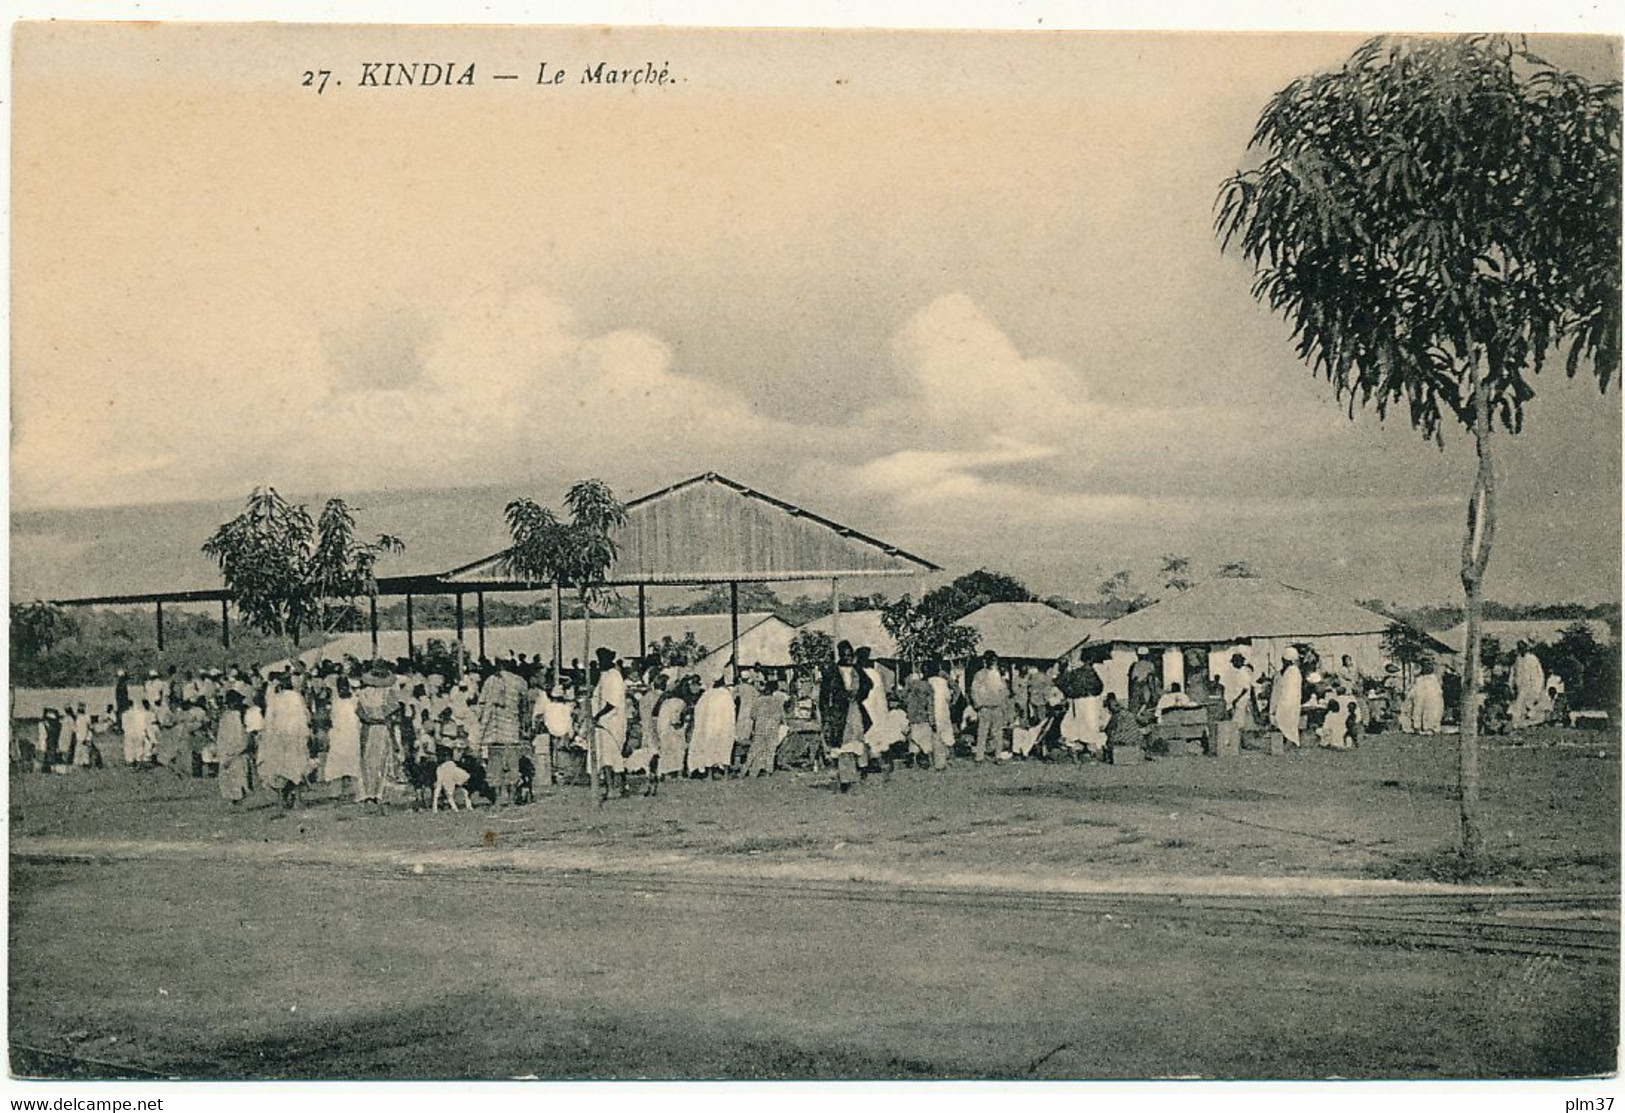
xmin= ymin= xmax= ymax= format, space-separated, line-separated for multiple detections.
xmin=114 ymin=668 xmax=133 ymax=718
xmin=1128 ymin=649 xmax=1159 ymax=716
xmin=1271 ymin=648 xmax=1304 ymax=748
xmin=970 ymin=651 xmax=1010 ymax=763
xmin=733 ymin=668 xmax=761 ymax=775
xmin=478 ymin=657 xmax=528 ymax=805
xmin=1224 ymin=652 xmax=1258 ymax=728
xmin=1010 ymin=664 xmax=1032 ymax=731
xmin=818 ymin=641 xmax=859 ymax=766
xmin=591 ymin=647 xmax=629 ymax=801
xmin=1510 ymin=641 xmax=1549 ymax=728
xmin=902 ymin=665 xmax=936 ymax=769
xmin=927 ymin=661 xmax=956 ymax=769
xmin=355 ymin=662 xmax=402 ymax=809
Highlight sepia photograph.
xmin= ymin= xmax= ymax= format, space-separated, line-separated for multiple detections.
xmin=6 ymin=10 xmax=1622 ymax=1092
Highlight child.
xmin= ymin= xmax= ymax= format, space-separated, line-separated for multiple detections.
xmin=1319 ymin=694 xmax=1354 ymax=751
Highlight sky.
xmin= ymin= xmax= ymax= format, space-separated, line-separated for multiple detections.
xmin=10 ymin=24 xmax=1622 ymax=607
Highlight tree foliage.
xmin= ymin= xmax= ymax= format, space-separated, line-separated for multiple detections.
xmin=1217 ymin=35 xmax=1619 ymax=856
xmin=880 ymin=594 xmax=980 ymax=664
xmin=788 ymin=628 xmax=835 ymax=669
xmin=502 ymin=480 xmax=629 ymax=671
xmin=1217 ymin=35 xmax=1619 ymax=433
xmin=501 ymin=480 xmax=629 ymax=604
xmin=1382 ymin=622 xmax=1438 ymax=682
xmin=201 ymin=488 xmax=403 ymax=647
xmin=1097 ymin=569 xmax=1152 ymax=612
xmin=10 ymin=602 xmax=78 ymax=661
xmin=916 ymin=569 xmax=1036 ymax=624
xmin=650 ymin=632 xmax=711 ymax=669
xmin=1160 ymin=554 xmax=1194 ymax=593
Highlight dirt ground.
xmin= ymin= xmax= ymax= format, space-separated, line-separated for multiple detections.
xmin=11 ymin=727 xmax=1619 ymax=889
xmin=9 ymin=857 xmax=1616 ymax=1080
xmin=9 ymin=726 xmax=1618 ymax=1080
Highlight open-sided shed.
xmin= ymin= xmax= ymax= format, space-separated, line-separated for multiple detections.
xmin=53 ymin=473 xmax=939 ymax=682
xmin=1088 ymin=578 xmax=1444 ymax=700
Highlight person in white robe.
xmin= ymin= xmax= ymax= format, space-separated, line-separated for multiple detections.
xmin=654 ymin=684 xmax=690 ymax=779
xmin=928 ymin=668 xmax=955 ymax=768
xmin=591 ymin=649 xmax=630 ymax=799
xmin=1408 ymin=662 xmax=1446 ymax=734
xmin=324 ymin=677 xmax=363 ymax=793
xmin=1224 ymin=654 xmax=1259 ymax=729
xmin=1510 ymin=643 xmax=1548 ymax=727
xmin=1270 ymin=648 xmax=1303 ymax=747
xmin=121 ymin=701 xmax=156 ymax=765
xmin=857 ymin=649 xmax=890 ymax=760
xmin=689 ymin=678 xmax=737 ymax=775
xmin=259 ymin=675 xmax=313 ymax=804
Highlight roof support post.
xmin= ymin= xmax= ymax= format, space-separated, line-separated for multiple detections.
xmin=552 ymin=583 xmax=565 ymax=681
xmin=830 ymin=577 xmax=841 ymax=643
xmin=454 ymin=593 xmax=465 ymax=676
xmin=637 ymin=585 xmax=648 ymax=664
xmin=220 ymin=598 xmax=230 ymax=650
xmin=369 ymin=594 xmax=379 ymax=658
xmin=477 ymin=591 xmax=487 ymax=661
xmin=730 ymin=581 xmax=741 ymax=686
xmin=405 ymin=593 xmax=415 ymax=659
xmin=155 ymin=600 xmax=165 ymax=653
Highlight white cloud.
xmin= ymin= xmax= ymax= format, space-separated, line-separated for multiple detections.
xmin=872 ymin=292 xmax=1105 ymax=447
xmin=817 ymin=293 xmax=1126 ymax=523
xmin=12 ymin=282 xmax=790 ymax=509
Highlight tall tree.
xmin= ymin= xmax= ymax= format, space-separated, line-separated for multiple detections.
xmin=501 ymin=479 xmax=629 ymax=674
xmin=202 ymin=488 xmax=403 ymax=650
xmin=1217 ymin=35 xmax=1619 ymax=856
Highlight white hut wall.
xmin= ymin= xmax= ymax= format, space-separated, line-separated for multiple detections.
xmin=1248 ymin=634 xmax=1387 ymax=678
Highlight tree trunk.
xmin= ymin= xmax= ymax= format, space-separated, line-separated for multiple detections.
xmin=1457 ymin=369 xmax=1497 ymax=859
xmin=581 ymin=587 xmax=595 ymax=777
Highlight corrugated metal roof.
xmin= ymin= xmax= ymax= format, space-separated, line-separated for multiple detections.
xmin=443 ymin=473 xmax=938 ymax=585
xmin=961 ymin=602 xmax=1103 ymax=660
xmin=301 ymin=612 xmax=787 ymax=665
xmin=1093 ymin=579 xmax=1398 ymax=645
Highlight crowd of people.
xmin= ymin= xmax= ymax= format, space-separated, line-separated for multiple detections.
xmin=15 ymin=634 xmax=1571 ymax=808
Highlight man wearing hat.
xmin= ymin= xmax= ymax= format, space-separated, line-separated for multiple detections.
xmin=1270 ymin=648 xmax=1304 ymax=747
xmin=355 ymin=661 xmax=402 ymax=807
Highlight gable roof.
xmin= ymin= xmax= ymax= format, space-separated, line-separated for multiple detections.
xmin=441 ymin=473 xmax=938 ymax=586
xmin=797 ymin=609 xmax=900 ymax=659
xmin=1093 ymin=578 xmax=1401 ymax=645
xmin=960 ymin=601 xmax=1103 ymax=661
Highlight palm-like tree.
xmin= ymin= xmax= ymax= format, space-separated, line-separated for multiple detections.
xmin=501 ymin=479 xmax=628 ymax=677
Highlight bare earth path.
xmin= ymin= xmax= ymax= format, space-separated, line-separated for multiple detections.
xmin=9 ymin=729 xmax=1619 ymax=1079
